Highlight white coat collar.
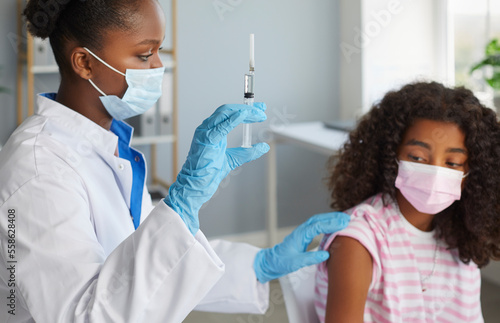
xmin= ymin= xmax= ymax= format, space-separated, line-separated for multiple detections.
xmin=36 ymin=93 xmax=119 ymax=155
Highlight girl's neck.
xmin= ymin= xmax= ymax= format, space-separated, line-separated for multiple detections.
xmin=395 ymin=192 xmax=435 ymax=232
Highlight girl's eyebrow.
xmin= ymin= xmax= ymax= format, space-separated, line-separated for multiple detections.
xmin=405 ymin=139 xmax=430 ymax=150
xmin=446 ymin=147 xmax=467 ymax=155
xmin=405 ymin=139 xmax=467 ymax=155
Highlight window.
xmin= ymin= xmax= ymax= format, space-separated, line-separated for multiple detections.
xmin=339 ymin=0 xmax=451 ymax=118
xmin=454 ymin=0 xmax=500 ymax=107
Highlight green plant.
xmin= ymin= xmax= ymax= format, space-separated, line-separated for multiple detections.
xmin=470 ymin=38 xmax=500 ymax=90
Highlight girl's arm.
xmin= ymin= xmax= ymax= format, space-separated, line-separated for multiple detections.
xmin=324 ymin=236 xmax=373 ymax=323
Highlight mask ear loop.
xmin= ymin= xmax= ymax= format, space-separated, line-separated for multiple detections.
xmin=83 ymin=47 xmax=126 ymax=76
xmin=88 ymin=79 xmax=107 ymax=96
xmin=84 ymin=47 xmax=127 ymax=97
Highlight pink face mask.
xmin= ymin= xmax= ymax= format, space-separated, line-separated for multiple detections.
xmin=395 ymin=160 xmax=465 ymax=214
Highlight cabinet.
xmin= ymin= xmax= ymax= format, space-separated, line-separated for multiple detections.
xmin=15 ymin=0 xmax=179 ymax=191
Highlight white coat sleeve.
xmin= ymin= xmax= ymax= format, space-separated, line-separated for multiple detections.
xmin=0 ymin=173 xmax=225 ymax=323
xmin=194 ymin=239 xmax=270 ymax=314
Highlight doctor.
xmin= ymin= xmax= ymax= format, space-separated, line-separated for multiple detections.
xmin=0 ymin=0 xmax=349 ymax=322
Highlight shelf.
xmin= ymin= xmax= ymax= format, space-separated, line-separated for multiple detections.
xmin=30 ymin=65 xmax=59 ymax=74
xmin=271 ymin=122 xmax=349 ymax=156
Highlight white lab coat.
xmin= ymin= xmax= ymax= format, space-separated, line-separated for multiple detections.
xmin=0 ymin=94 xmax=269 ymax=323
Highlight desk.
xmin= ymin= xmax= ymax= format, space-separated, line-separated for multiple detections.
xmin=267 ymin=122 xmax=349 ymax=246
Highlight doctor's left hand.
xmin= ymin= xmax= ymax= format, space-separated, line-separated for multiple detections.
xmin=253 ymin=212 xmax=350 ymax=283
xmin=165 ymin=103 xmax=269 ymax=235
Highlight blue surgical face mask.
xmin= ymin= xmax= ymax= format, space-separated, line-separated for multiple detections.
xmin=84 ymin=47 xmax=165 ymax=120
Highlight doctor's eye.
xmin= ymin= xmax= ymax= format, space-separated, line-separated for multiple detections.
xmin=138 ymin=54 xmax=154 ymax=62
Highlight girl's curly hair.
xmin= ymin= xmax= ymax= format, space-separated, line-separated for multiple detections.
xmin=328 ymin=81 xmax=500 ymax=267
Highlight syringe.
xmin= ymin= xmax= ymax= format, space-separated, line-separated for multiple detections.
xmin=241 ymin=34 xmax=255 ymax=148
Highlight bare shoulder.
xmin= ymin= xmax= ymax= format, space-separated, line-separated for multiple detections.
xmin=324 ymin=236 xmax=373 ymax=323
xmin=327 ymin=236 xmax=372 ymax=266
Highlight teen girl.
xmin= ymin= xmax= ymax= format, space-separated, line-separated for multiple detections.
xmin=315 ymin=82 xmax=500 ymax=322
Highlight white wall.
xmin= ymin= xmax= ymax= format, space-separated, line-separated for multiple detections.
xmin=175 ymin=0 xmax=340 ymax=237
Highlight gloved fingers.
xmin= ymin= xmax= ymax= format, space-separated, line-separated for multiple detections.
xmin=241 ymin=103 xmax=267 ymax=124
xmin=205 ymin=111 xmax=247 ymax=144
xmin=291 ymin=212 xmax=350 ymax=248
xmin=225 ymin=143 xmax=270 ymax=169
xmin=205 ymin=104 xmax=266 ymax=128
xmin=203 ymin=106 xmax=266 ymax=144
xmin=287 ymin=250 xmax=331 ymax=273
xmin=251 ymin=102 xmax=267 ymax=112
xmin=305 ymin=212 xmax=350 ymax=234
xmin=231 ymin=101 xmax=266 ymax=114
xmin=301 ymin=250 xmax=331 ymax=266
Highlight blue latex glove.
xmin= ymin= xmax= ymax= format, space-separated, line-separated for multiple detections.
xmin=254 ymin=212 xmax=350 ymax=283
xmin=165 ymin=103 xmax=269 ymax=235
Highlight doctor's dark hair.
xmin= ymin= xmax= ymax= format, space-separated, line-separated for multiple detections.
xmin=23 ymin=0 xmax=142 ymax=75
xmin=328 ymin=81 xmax=500 ymax=268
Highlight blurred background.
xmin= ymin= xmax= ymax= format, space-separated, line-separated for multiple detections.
xmin=0 ymin=1 xmax=499 ymax=321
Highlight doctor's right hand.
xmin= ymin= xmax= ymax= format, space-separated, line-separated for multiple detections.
xmin=254 ymin=212 xmax=350 ymax=283
xmin=164 ymin=103 xmax=269 ymax=235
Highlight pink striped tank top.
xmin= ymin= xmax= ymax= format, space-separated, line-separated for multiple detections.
xmin=314 ymin=194 xmax=483 ymax=322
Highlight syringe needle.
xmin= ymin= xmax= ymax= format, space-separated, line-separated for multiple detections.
xmin=249 ymin=33 xmax=255 ymax=71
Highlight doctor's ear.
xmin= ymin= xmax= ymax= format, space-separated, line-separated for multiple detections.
xmin=70 ymin=47 xmax=93 ymax=80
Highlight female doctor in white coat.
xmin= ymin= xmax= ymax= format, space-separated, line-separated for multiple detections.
xmin=0 ymin=0 xmax=349 ymax=322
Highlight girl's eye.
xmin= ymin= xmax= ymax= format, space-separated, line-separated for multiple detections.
xmin=446 ymin=161 xmax=464 ymax=168
xmin=408 ymin=154 xmax=425 ymax=162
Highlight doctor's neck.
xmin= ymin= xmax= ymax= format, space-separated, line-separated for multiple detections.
xmin=56 ymin=74 xmax=114 ymax=130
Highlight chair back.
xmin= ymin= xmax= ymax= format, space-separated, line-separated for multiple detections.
xmin=279 ymin=263 xmax=320 ymax=323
